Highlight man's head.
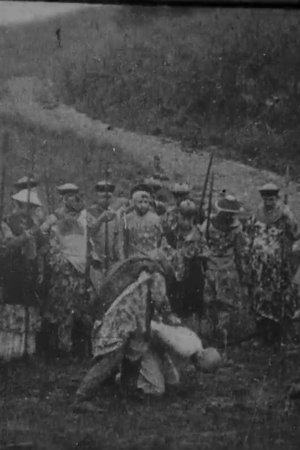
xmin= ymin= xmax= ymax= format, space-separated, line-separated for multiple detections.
xmin=171 ymin=183 xmax=191 ymax=206
xmin=95 ymin=181 xmax=115 ymax=209
xmin=62 ymin=192 xmax=83 ymax=212
xmin=132 ymin=191 xmax=151 ymax=216
xmin=259 ymin=183 xmax=280 ymax=211
xmin=56 ymin=183 xmax=83 ymax=212
xmin=192 ymin=347 xmax=222 ymax=373
xmin=215 ymin=195 xmax=242 ymax=225
xmin=11 ymin=189 xmax=42 ymax=216
xmin=178 ymin=199 xmax=197 ymax=231
xmin=130 ymin=184 xmax=153 ymax=216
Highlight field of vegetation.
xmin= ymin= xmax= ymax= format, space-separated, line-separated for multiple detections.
xmin=1 ymin=6 xmax=300 ymax=176
xmin=1 ymin=5 xmax=300 ymax=450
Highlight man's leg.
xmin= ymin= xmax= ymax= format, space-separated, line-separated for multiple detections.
xmin=137 ymin=349 xmax=165 ymax=396
xmin=73 ymin=348 xmax=124 ymax=411
xmin=161 ymin=353 xmax=180 ymax=386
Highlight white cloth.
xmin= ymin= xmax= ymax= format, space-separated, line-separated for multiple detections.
xmin=150 ymin=321 xmax=204 ymax=358
xmin=53 ymin=209 xmax=88 ymax=273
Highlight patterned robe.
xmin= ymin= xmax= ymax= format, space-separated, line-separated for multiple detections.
xmin=120 ymin=209 xmax=163 ymax=259
xmin=87 ymin=205 xmax=119 ymax=294
xmin=41 ymin=207 xmax=91 ymax=352
xmin=159 ymin=225 xmax=209 ymax=319
xmin=201 ymin=216 xmax=248 ymax=335
xmin=245 ymin=203 xmax=298 ymax=328
xmin=0 ymin=215 xmax=45 ymax=358
xmin=77 ymin=269 xmax=180 ymax=398
xmin=91 ymin=271 xmax=171 ymax=359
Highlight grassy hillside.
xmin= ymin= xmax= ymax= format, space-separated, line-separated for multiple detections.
xmin=1 ymin=6 xmax=300 ymax=177
xmin=0 ymin=114 xmax=148 ymax=215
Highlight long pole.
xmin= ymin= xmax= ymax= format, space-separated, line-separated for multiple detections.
xmin=0 ymin=131 xmax=10 ymax=235
xmin=24 ymin=145 xmax=37 ymax=357
xmin=104 ymin=163 xmax=110 ymax=275
xmin=280 ymin=164 xmax=290 ymax=347
xmin=205 ymin=171 xmax=215 ymax=244
xmin=199 ymin=152 xmax=214 ymax=224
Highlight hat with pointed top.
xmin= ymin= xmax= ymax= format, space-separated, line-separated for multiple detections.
xmin=170 ymin=182 xmax=191 ymax=197
xmin=215 ymin=195 xmax=242 ymax=213
xmin=179 ymin=199 xmax=197 ymax=217
xmin=143 ymin=176 xmax=162 ymax=192
xmin=95 ymin=180 xmax=115 ymax=193
xmin=12 ymin=189 xmax=42 ymax=207
xmin=130 ymin=183 xmax=153 ymax=198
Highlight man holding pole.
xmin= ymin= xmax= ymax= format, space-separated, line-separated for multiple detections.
xmin=246 ymin=181 xmax=299 ymax=345
xmin=0 ymin=188 xmax=45 ymax=359
xmin=88 ymin=179 xmax=119 ymax=294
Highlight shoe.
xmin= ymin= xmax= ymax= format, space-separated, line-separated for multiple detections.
xmin=71 ymin=400 xmax=107 ymax=414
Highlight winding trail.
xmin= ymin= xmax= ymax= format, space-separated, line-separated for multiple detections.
xmin=0 ymin=1 xmax=91 ymax=26
xmin=0 ymin=3 xmax=299 ymax=218
xmin=1 ymin=75 xmax=299 ymax=220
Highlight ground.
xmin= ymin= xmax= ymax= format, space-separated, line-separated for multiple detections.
xmin=1 ymin=345 xmax=300 ymax=450
xmin=1 ymin=4 xmax=300 ymax=450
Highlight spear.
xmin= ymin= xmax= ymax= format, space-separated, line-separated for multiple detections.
xmin=43 ymin=140 xmax=55 ymax=214
xmin=280 ymin=164 xmax=290 ymax=347
xmin=199 ymin=152 xmax=214 ymax=224
xmin=205 ymin=171 xmax=215 ymax=244
xmin=0 ymin=131 xmax=10 ymax=233
xmin=284 ymin=164 xmax=290 ymax=206
xmin=24 ymin=144 xmax=38 ymax=357
xmin=104 ymin=163 xmax=110 ymax=275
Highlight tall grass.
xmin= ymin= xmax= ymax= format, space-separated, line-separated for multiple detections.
xmin=2 ymin=6 xmax=300 ymax=175
xmin=55 ymin=7 xmax=300 ymax=175
xmin=0 ymin=115 xmax=148 ymax=215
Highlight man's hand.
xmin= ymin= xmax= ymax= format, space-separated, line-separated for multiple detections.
xmin=99 ymin=210 xmax=115 ymax=223
xmin=292 ymin=310 xmax=300 ymax=321
xmin=166 ymin=314 xmax=181 ymax=326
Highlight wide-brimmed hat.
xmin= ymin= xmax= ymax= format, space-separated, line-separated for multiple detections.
xmin=56 ymin=183 xmax=79 ymax=195
xmin=130 ymin=183 xmax=153 ymax=198
xmin=14 ymin=176 xmax=39 ymax=190
xmin=170 ymin=182 xmax=191 ymax=196
xmin=95 ymin=180 xmax=115 ymax=193
xmin=179 ymin=199 xmax=197 ymax=217
xmin=258 ymin=182 xmax=280 ymax=197
xmin=215 ymin=195 xmax=242 ymax=213
xmin=12 ymin=189 xmax=42 ymax=207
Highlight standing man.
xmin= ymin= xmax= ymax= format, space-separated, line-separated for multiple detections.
xmin=201 ymin=194 xmax=248 ymax=342
xmin=163 ymin=183 xmax=191 ymax=237
xmin=88 ymin=180 xmax=119 ymax=294
xmin=13 ymin=176 xmax=45 ymax=226
xmin=246 ymin=182 xmax=299 ymax=344
xmin=143 ymin=176 xmax=166 ymax=216
xmin=40 ymin=183 xmax=92 ymax=357
xmin=118 ymin=184 xmax=163 ymax=260
xmin=0 ymin=189 xmax=46 ymax=358
xmin=162 ymin=199 xmax=209 ymax=322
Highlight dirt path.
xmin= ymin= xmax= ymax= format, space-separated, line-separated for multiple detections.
xmin=1 ymin=75 xmax=300 ymax=220
xmin=0 ymin=1 xmax=92 ymax=26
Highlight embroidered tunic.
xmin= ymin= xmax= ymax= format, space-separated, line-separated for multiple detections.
xmin=41 ymin=207 xmax=91 ymax=352
xmin=121 ymin=210 xmax=163 ymax=259
xmin=201 ymin=216 xmax=248 ymax=334
xmin=246 ymin=204 xmax=298 ymax=325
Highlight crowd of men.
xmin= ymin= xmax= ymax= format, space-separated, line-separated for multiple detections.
xmin=1 ymin=159 xmax=300 ymax=412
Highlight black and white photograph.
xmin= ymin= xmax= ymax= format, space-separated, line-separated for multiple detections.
xmin=0 ymin=1 xmax=300 ymax=449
